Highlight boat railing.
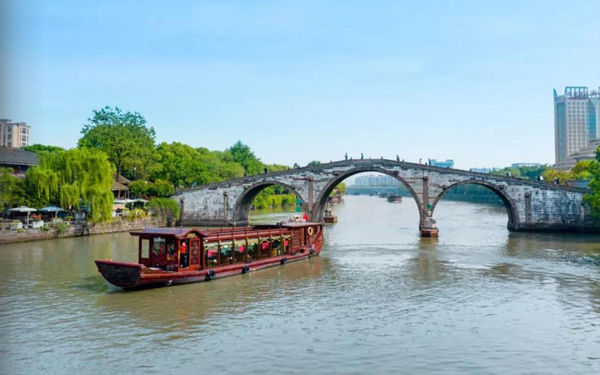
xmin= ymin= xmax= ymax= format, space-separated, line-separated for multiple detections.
xmin=206 ymin=227 xmax=290 ymax=242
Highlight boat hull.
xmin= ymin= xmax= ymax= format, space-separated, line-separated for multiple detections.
xmin=95 ymin=249 xmax=320 ymax=290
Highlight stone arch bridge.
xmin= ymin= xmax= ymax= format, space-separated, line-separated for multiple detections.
xmin=173 ymin=159 xmax=598 ymax=234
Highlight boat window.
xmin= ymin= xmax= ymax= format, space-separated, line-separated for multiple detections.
xmin=271 ymin=239 xmax=281 ymax=257
xmin=141 ymin=238 xmax=150 ymax=259
xmin=153 ymin=237 xmax=165 ymax=256
xmin=234 ymin=241 xmax=246 ymax=263
xmin=205 ymin=243 xmax=218 ymax=267
xmin=282 ymin=237 xmax=291 ymax=255
xmin=220 ymin=243 xmax=233 ymax=266
xmin=260 ymin=240 xmax=271 ymax=259
xmin=166 ymin=240 xmax=176 ymax=260
xmin=190 ymin=240 xmax=200 ymax=266
xmin=247 ymin=240 xmax=259 ymax=260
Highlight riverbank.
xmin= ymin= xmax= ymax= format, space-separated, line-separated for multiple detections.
xmin=0 ymin=217 xmax=165 ymax=245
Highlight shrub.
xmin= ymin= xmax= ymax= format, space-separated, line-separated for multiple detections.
xmin=148 ymin=198 xmax=180 ymax=226
xmin=53 ymin=222 xmax=70 ymax=234
xmin=126 ymin=208 xmax=148 ymax=221
xmin=17 ymin=228 xmax=25 ymax=233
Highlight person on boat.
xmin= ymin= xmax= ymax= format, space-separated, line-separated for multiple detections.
xmin=180 ymin=242 xmax=188 ymax=268
xmin=302 ymin=213 xmax=308 ymax=222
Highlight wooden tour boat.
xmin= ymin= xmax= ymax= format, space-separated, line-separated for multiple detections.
xmin=95 ymin=222 xmax=323 ymax=290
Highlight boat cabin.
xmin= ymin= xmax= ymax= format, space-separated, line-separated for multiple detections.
xmin=130 ymin=223 xmax=322 ymax=272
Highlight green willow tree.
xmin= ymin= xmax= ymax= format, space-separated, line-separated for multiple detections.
xmin=78 ymin=106 xmax=156 ymax=179
xmin=26 ymin=148 xmax=115 ymax=222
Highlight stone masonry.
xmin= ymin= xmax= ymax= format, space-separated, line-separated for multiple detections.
xmin=173 ymin=159 xmax=600 ymax=233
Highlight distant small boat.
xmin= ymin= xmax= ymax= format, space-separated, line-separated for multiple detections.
xmin=386 ymin=194 xmax=402 ymax=203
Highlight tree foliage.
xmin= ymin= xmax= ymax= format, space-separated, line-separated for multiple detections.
xmin=25 ymin=148 xmax=115 ymax=222
xmin=306 ymin=160 xmax=321 ymax=167
xmin=148 ymin=198 xmax=180 ymax=226
xmin=24 ymin=144 xmax=65 ymax=153
xmin=582 ymin=149 xmax=600 ymax=217
xmin=228 ymin=141 xmax=263 ymax=175
xmin=330 ymin=182 xmax=346 ymax=196
xmin=149 ymin=142 xmax=244 ymax=188
xmin=150 ymin=179 xmax=174 ymax=198
xmin=253 ymin=186 xmax=297 ymax=209
xmin=78 ymin=106 xmax=156 ymax=179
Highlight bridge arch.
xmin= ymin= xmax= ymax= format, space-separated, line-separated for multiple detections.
xmin=312 ymin=167 xmax=424 ymax=224
xmin=429 ymin=180 xmax=519 ymax=229
xmin=232 ymin=181 xmax=303 ymax=224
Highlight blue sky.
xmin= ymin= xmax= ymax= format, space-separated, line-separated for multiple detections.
xmin=2 ymin=0 xmax=599 ymax=169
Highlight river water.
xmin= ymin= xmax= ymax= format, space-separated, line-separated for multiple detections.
xmin=1 ymin=195 xmax=600 ymax=374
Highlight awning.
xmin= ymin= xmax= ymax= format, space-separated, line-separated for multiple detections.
xmin=9 ymin=206 xmax=37 ymax=212
xmin=38 ymin=206 xmax=64 ymax=213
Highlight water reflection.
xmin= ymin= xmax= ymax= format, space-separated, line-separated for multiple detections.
xmin=1 ymin=195 xmax=600 ymax=374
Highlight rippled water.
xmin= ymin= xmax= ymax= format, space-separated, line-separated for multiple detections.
xmin=1 ymin=195 xmax=600 ymax=374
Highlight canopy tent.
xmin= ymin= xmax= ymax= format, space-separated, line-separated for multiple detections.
xmin=38 ymin=206 xmax=65 ymax=218
xmin=9 ymin=206 xmax=37 ymax=224
xmin=114 ymin=199 xmax=135 ymax=205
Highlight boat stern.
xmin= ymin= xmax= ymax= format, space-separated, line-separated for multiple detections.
xmin=95 ymin=260 xmax=142 ymax=288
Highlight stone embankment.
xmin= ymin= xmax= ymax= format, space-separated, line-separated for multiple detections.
xmin=0 ymin=218 xmax=165 ymax=245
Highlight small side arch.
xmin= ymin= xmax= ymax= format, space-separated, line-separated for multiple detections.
xmin=430 ymin=180 xmax=519 ymax=229
xmin=232 ymin=181 xmax=302 ymax=224
xmin=312 ymin=167 xmax=424 ymax=225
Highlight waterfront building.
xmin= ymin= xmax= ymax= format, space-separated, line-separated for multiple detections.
xmin=429 ymin=159 xmax=454 ymax=168
xmin=511 ymin=163 xmax=542 ymax=169
xmin=354 ymin=174 xmax=400 ymax=187
xmin=0 ymin=147 xmax=39 ymax=177
xmin=554 ymin=87 xmax=600 ymax=164
xmin=0 ymin=119 xmax=31 ymax=148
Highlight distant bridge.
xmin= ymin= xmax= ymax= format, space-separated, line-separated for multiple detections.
xmin=173 ymin=159 xmax=598 ymax=234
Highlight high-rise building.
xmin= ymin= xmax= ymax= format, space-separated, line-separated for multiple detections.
xmin=554 ymin=87 xmax=600 ymax=163
xmin=0 ymin=119 xmax=31 ymax=148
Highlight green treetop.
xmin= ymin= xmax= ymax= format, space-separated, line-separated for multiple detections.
xmin=228 ymin=141 xmax=264 ymax=175
xmin=78 ymin=106 xmax=156 ymax=179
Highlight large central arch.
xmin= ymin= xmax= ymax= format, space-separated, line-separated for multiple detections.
xmin=429 ymin=180 xmax=519 ymax=230
xmin=232 ymin=181 xmax=302 ymax=224
xmin=311 ymin=167 xmax=424 ymax=226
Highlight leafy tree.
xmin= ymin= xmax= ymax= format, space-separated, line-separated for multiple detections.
xmin=541 ymin=169 xmax=572 ymax=184
xmin=24 ymin=144 xmax=65 ymax=153
xmin=149 ymin=142 xmax=244 ymax=188
xmin=129 ymin=180 xmax=151 ymax=197
xmin=228 ymin=141 xmax=263 ymax=175
xmin=0 ymin=168 xmax=30 ymax=206
xmin=306 ymin=160 xmax=321 ymax=167
xmin=25 ymin=148 xmax=115 ymax=222
xmin=330 ymin=182 xmax=346 ymax=196
xmin=266 ymin=164 xmax=290 ymax=173
xmin=78 ymin=106 xmax=155 ymax=179
xmin=149 ymin=179 xmax=174 ymax=198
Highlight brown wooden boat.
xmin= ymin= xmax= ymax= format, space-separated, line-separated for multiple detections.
xmin=95 ymin=222 xmax=323 ymax=290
